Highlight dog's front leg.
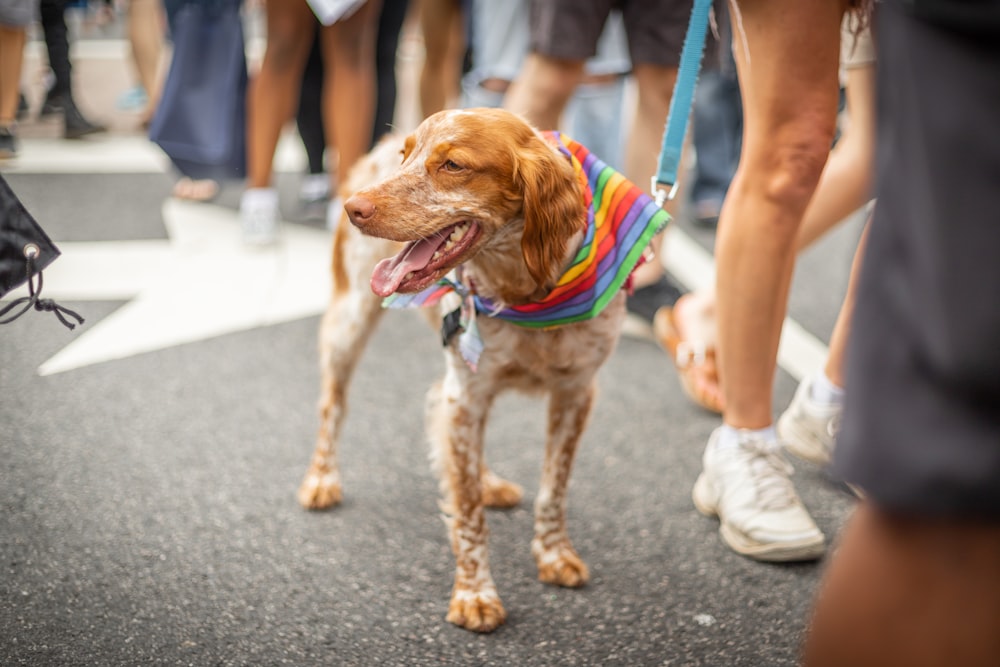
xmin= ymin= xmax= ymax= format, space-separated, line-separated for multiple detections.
xmin=532 ymin=381 xmax=595 ymax=588
xmin=299 ymin=230 xmax=391 ymax=510
xmin=428 ymin=365 xmax=506 ymax=633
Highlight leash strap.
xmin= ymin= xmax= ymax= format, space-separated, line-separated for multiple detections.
xmin=653 ymin=0 xmax=713 ymax=207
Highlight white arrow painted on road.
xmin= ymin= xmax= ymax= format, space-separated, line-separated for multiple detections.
xmin=24 ymin=198 xmax=331 ymax=376
xmin=4 ymin=135 xmax=828 ymax=381
xmin=15 ymin=205 xmax=826 ymax=380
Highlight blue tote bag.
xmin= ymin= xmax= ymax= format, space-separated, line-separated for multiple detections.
xmin=149 ymin=0 xmax=248 ymax=181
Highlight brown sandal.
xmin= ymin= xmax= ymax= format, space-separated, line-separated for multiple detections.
xmin=653 ymin=306 xmax=724 ymax=414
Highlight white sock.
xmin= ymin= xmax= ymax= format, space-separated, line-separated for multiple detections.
xmin=714 ymin=423 xmax=777 ymax=450
xmin=240 ymin=187 xmax=278 ymax=212
xmin=808 ymin=371 xmax=845 ymax=407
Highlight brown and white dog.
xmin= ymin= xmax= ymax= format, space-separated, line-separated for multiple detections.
xmin=297 ymin=108 xmax=665 ymax=632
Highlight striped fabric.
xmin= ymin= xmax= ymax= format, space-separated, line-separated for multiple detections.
xmin=384 ymin=131 xmax=670 ymax=331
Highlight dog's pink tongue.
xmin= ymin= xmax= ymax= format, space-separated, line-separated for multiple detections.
xmin=371 ymin=237 xmax=439 ymax=296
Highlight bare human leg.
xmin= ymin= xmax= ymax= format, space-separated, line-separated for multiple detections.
xmin=803 ymin=503 xmax=1000 ymax=667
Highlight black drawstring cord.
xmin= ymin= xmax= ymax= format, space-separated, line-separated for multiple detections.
xmin=0 ymin=245 xmax=84 ymax=330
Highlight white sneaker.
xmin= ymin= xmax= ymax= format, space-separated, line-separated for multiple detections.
xmin=299 ymin=173 xmax=330 ymax=205
xmin=777 ymin=377 xmax=842 ymax=466
xmin=240 ymin=187 xmax=279 ymax=246
xmin=692 ymin=427 xmax=825 ymax=561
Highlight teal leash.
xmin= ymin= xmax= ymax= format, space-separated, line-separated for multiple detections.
xmin=653 ymin=0 xmax=714 ymax=207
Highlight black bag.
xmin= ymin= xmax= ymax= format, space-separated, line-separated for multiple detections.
xmin=148 ymin=0 xmax=248 ymax=181
xmin=0 ymin=174 xmax=83 ymax=329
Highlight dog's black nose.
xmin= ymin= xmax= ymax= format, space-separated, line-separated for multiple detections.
xmin=346 ymin=195 xmax=375 ymax=224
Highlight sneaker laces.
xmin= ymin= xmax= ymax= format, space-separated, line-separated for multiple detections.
xmin=738 ymin=437 xmax=798 ymax=512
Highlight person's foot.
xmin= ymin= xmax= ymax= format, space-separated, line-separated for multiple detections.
xmin=300 ymin=173 xmax=331 ymax=220
xmin=654 ymin=314 xmax=723 ymax=414
xmin=64 ymin=101 xmax=107 ymax=139
xmin=0 ymin=125 xmax=18 ymax=159
xmin=692 ymin=427 xmax=826 ymax=561
xmin=299 ymin=173 xmax=330 ymax=205
xmin=653 ymin=291 xmax=724 ymax=413
xmin=39 ymin=89 xmax=66 ymax=118
xmin=240 ymin=188 xmax=280 ymax=246
xmin=777 ymin=376 xmax=843 ymax=467
xmin=623 ymin=274 xmax=683 ymax=339
xmin=172 ymin=177 xmax=220 ymax=202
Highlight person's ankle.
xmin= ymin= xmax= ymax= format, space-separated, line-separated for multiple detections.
xmin=808 ymin=371 xmax=844 ymax=408
xmin=714 ymin=423 xmax=777 ymax=451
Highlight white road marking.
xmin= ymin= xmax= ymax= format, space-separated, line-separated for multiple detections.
xmin=4 ymin=136 xmax=171 ymax=174
xmin=4 ymin=132 xmax=827 ymax=381
xmin=4 ymin=133 xmax=307 ymax=175
xmin=11 ymin=198 xmax=332 ymax=376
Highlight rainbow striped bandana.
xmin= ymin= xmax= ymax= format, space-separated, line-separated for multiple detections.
xmin=383 ymin=131 xmax=670 ymax=370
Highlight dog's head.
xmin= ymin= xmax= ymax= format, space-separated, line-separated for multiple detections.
xmin=347 ymin=108 xmax=586 ymax=302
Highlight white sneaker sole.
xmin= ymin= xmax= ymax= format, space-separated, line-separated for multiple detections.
xmin=692 ymin=473 xmax=826 ymax=562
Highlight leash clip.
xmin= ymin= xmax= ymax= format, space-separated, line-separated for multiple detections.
xmin=652 ymin=177 xmax=679 ymax=208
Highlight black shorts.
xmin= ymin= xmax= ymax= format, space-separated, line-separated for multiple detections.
xmin=834 ymin=1 xmax=1000 ymax=519
xmin=528 ymin=0 xmax=692 ymax=67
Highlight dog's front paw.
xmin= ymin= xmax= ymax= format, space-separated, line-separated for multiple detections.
xmin=482 ymin=470 xmax=524 ymax=509
xmin=446 ymin=588 xmax=507 ymax=633
xmin=297 ymin=464 xmax=342 ymax=510
xmin=533 ymin=541 xmax=590 ymax=588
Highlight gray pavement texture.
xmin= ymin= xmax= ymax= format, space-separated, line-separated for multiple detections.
xmin=2 ymin=19 xmax=864 ymax=667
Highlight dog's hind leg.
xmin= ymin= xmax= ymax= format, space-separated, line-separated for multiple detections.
xmin=419 ymin=310 xmax=523 ymax=511
xmin=531 ymin=381 xmax=596 ymax=588
xmin=481 ymin=467 xmax=524 ymax=509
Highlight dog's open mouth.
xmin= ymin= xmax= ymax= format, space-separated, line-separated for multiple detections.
xmin=371 ymin=221 xmax=481 ymax=296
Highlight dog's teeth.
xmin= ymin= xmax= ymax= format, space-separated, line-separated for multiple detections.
xmin=435 ymin=224 xmax=468 ymax=259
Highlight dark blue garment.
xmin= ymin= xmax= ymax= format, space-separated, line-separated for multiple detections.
xmin=689 ymin=68 xmax=741 ymax=212
xmin=148 ymin=0 xmax=247 ymax=181
xmin=688 ymin=8 xmax=741 ymax=215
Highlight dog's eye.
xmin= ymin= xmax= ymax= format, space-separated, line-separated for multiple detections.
xmin=442 ymin=160 xmax=464 ymax=172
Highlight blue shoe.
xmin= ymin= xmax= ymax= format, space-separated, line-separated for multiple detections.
xmin=116 ymin=86 xmax=148 ymax=111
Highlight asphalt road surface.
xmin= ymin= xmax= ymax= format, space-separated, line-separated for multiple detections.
xmin=2 ymin=29 xmax=865 ymax=667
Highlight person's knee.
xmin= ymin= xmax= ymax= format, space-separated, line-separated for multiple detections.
xmin=633 ymin=65 xmax=675 ymax=117
xmin=521 ymin=56 xmax=582 ymax=110
xmin=752 ymin=128 xmax=833 ymax=209
xmin=266 ymin=28 xmax=312 ymax=73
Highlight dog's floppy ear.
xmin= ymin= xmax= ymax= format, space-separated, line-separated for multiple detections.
xmin=513 ymin=137 xmax=586 ymax=290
